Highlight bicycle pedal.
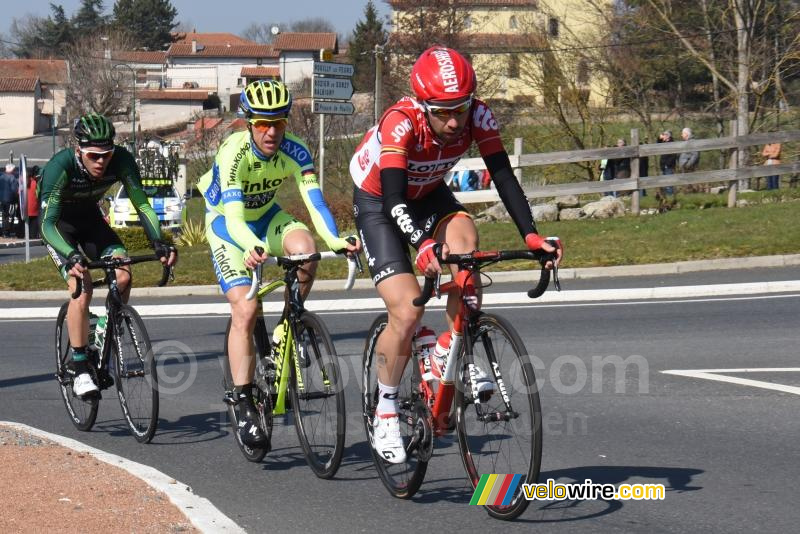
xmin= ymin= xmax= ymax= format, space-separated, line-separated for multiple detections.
xmin=223 ymin=391 xmax=238 ymax=406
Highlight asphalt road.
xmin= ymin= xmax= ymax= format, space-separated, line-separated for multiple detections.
xmin=1 ymin=271 xmax=799 ymax=533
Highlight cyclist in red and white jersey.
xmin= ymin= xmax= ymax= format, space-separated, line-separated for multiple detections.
xmin=351 ymin=46 xmax=563 ymax=463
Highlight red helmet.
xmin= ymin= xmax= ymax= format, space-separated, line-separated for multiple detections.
xmin=410 ymin=46 xmax=476 ymax=102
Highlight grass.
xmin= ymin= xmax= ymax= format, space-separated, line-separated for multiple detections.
xmin=2 ymin=197 xmax=798 ymax=291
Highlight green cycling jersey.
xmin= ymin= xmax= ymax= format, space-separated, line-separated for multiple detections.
xmin=39 ymin=147 xmax=161 ymax=258
xmin=197 ymin=130 xmax=346 ymax=253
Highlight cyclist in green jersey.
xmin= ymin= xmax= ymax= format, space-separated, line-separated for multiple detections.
xmin=198 ymin=80 xmax=360 ymax=447
xmin=40 ymin=113 xmax=178 ymax=397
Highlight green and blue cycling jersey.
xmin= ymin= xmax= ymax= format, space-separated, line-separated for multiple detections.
xmin=198 ymin=130 xmax=347 ymax=292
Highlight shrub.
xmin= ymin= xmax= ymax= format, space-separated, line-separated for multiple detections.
xmin=116 ymin=227 xmax=173 ymax=252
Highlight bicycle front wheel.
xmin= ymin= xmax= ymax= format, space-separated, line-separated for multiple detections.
xmin=362 ymin=313 xmax=430 ymax=499
xmin=455 ymin=313 xmax=542 ymax=520
xmin=55 ymin=303 xmax=99 ymax=431
xmin=112 ymin=304 xmax=159 ymax=443
xmin=289 ymin=312 xmax=345 ymax=479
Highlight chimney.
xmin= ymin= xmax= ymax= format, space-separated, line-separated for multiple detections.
xmin=192 ymin=39 xmax=197 ymax=54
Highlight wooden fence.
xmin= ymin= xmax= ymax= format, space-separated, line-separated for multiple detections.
xmin=451 ymin=126 xmax=800 ymax=215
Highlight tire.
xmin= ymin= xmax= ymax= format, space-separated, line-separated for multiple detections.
xmin=289 ymin=312 xmax=346 ymax=479
xmin=55 ymin=302 xmax=99 ymax=431
xmin=455 ymin=313 xmax=542 ymax=521
xmin=111 ymin=304 xmax=159 ymax=443
xmin=222 ymin=317 xmax=272 ymax=462
xmin=361 ymin=313 xmax=430 ymax=499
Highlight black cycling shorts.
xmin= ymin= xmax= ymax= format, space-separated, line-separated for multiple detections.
xmin=353 ymin=184 xmax=469 ymax=285
xmin=45 ymin=204 xmax=127 ymax=280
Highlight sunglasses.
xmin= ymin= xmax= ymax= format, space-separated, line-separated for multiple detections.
xmin=80 ymin=147 xmax=115 ymax=161
xmin=424 ymin=98 xmax=472 ymax=118
xmin=249 ymin=117 xmax=288 ymax=131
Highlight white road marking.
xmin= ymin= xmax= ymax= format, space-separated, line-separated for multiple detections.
xmin=0 ymin=421 xmax=245 ymax=533
xmin=661 ymin=368 xmax=800 ymax=395
xmin=1 ymin=281 xmax=798 ymax=319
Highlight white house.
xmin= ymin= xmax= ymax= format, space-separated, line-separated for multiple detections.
xmin=0 ymin=78 xmax=43 ymax=140
xmin=273 ymin=33 xmax=338 ymax=94
xmin=135 ymin=89 xmax=211 ymax=131
xmin=0 ymin=59 xmax=68 ymax=134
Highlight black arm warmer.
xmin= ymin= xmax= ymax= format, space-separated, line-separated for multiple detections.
xmin=380 ymin=167 xmax=431 ymax=249
xmin=483 ymin=151 xmax=537 ymax=238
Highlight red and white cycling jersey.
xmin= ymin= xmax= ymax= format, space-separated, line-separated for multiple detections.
xmin=350 ymin=97 xmax=504 ymax=199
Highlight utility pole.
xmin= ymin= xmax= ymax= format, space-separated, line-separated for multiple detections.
xmin=374 ymin=44 xmax=383 ymax=124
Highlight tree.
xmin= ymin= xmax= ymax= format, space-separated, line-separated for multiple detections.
xmin=241 ymin=22 xmax=286 ymax=44
xmin=289 ymin=18 xmax=336 ymax=33
xmin=112 ymin=0 xmax=178 ymax=50
xmin=348 ymin=1 xmax=388 ymax=94
xmin=72 ymin=0 xmax=108 ymax=34
xmin=9 ymin=6 xmax=74 ymax=58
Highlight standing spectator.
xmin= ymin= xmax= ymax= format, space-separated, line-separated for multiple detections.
xmin=0 ymin=164 xmax=17 ymax=236
xmin=658 ymin=130 xmax=677 ymax=195
xmin=26 ymin=166 xmax=41 ymax=239
xmin=677 ymin=127 xmax=700 ymax=173
xmin=605 ymin=138 xmax=631 ymax=197
xmin=479 ymin=168 xmax=491 ymax=189
xmin=761 ymin=142 xmax=781 ymax=190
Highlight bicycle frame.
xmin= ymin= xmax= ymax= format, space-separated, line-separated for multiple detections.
xmin=415 ymin=249 xmax=559 ymax=436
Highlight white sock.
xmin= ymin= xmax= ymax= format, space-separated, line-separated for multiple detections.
xmin=377 ymin=380 xmax=399 ymax=416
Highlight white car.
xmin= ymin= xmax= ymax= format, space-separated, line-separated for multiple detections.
xmin=108 ymin=181 xmax=186 ymax=231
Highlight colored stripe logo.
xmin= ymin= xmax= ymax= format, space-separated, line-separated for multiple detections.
xmin=469 ymin=474 xmax=523 ymax=506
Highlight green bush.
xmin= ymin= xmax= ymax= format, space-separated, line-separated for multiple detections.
xmin=116 ymin=227 xmax=173 ymax=252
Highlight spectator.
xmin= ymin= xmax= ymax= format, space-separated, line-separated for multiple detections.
xmin=677 ymin=127 xmax=700 ymax=173
xmin=0 ymin=164 xmax=17 ymax=237
xmin=479 ymin=168 xmax=491 ymax=189
xmin=26 ymin=166 xmax=41 ymax=239
xmin=604 ymin=139 xmax=630 ymax=197
xmin=451 ymin=169 xmax=479 ymax=192
xmin=658 ymin=130 xmax=677 ymax=195
xmin=639 ymin=141 xmax=650 ymax=197
xmin=761 ymin=142 xmax=781 ymax=190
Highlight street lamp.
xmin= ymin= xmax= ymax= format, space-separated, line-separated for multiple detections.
xmin=111 ymin=62 xmax=136 ymax=151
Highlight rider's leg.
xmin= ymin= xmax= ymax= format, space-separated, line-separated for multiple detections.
xmin=225 ymin=285 xmax=259 ymax=386
xmin=435 ymin=214 xmax=479 ymax=329
xmin=115 ymin=265 xmax=132 ymax=303
xmin=66 ymin=271 xmax=93 ymax=349
xmin=375 ymin=273 xmax=424 ymax=389
xmin=281 ymin=228 xmax=317 ymax=301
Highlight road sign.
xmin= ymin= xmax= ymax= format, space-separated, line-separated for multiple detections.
xmin=312 ymin=77 xmax=354 ymax=100
xmin=312 ymin=101 xmax=354 ymax=115
xmin=313 ymin=62 xmax=355 ymax=77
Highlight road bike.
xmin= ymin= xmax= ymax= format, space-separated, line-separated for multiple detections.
xmin=222 ymin=246 xmax=361 ymax=478
xmin=362 ymin=245 xmax=559 ymax=520
xmin=55 ymin=255 xmax=172 ymax=443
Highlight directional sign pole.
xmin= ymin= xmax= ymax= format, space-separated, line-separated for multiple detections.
xmin=19 ymin=155 xmax=29 ymax=263
xmin=319 ymin=114 xmax=324 ymax=193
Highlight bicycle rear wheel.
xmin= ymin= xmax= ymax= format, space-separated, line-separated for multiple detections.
xmin=455 ymin=313 xmax=542 ymax=520
xmin=111 ymin=304 xmax=159 ymax=443
xmin=362 ymin=314 xmax=430 ymax=499
xmin=289 ymin=311 xmax=345 ymax=479
xmin=55 ymin=303 xmax=99 ymax=431
xmin=222 ymin=317 xmax=272 ymax=462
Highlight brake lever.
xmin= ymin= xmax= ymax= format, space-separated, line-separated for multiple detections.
xmin=552 ymin=262 xmax=561 ymax=291
xmin=434 ymin=272 xmax=441 ymax=299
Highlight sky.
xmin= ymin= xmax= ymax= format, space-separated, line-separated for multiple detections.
xmin=3 ymin=0 xmax=391 ymax=42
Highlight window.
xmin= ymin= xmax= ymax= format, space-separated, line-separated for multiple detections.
xmin=237 ymin=77 xmax=244 ymax=87
xmin=509 ymin=16 xmax=518 ymax=30
xmin=464 ymin=15 xmax=471 ymax=30
xmin=548 ymin=17 xmax=560 ymax=38
xmin=577 ymin=60 xmax=589 ymax=84
xmin=507 ymin=55 xmax=520 ymax=79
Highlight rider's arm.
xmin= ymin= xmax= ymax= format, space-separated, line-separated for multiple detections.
xmin=295 ymin=169 xmax=349 ymax=251
xmin=380 ymin=167 xmax=430 ymax=249
xmin=39 ymin=161 xmax=78 ymax=258
xmin=483 ymin=150 xmax=537 ymax=238
xmin=117 ymin=150 xmax=163 ymax=244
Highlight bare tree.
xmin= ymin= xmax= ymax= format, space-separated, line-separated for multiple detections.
xmin=64 ymin=33 xmax=137 ymax=119
xmin=241 ymin=22 xmax=286 ymax=44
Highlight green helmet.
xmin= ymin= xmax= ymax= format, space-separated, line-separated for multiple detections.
xmin=239 ymin=80 xmax=292 ymax=117
xmin=74 ymin=113 xmax=115 ymax=146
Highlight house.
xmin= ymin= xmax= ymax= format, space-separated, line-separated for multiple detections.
xmin=273 ymin=33 xmax=339 ymax=94
xmin=165 ymin=32 xmax=278 ymax=111
xmin=388 ymin=0 xmax=608 ymax=106
xmin=111 ymin=51 xmax=168 ymax=90
xmin=0 ymin=59 xmax=69 ymax=133
xmin=0 ymin=78 xmax=42 ymax=140
xmin=135 ymin=89 xmax=213 ymax=131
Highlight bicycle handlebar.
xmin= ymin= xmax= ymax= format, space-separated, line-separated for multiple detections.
xmin=245 ymin=246 xmax=362 ymax=301
xmin=71 ymin=254 xmax=172 ymax=299
xmin=412 ymin=244 xmax=560 ymax=307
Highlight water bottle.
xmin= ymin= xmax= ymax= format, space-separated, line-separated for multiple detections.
xmin=88 ymin=313 xmax=99 ymax=350
xmin=93 ymin=315 xmax=108 ymax=353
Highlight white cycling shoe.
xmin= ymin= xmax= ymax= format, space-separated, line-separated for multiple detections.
xmin=471 ymin=364 xmax=496 ymax=397
xmin=372 ymin=414 xmax=407 ymax=464
xmin=73 ymin=372 xmax=99 ymax=397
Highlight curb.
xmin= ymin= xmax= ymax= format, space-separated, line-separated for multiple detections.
xmin=1 ymin=253 xmax=799 ymax=301
xmin=0 ymin=421 xmax=245 ymax=533
xmin=0 ymin=239 xmax=43 ymax=249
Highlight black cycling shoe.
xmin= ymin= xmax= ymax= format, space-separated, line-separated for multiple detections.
xmin=237 ymin=405 xmax=268 ymax=448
